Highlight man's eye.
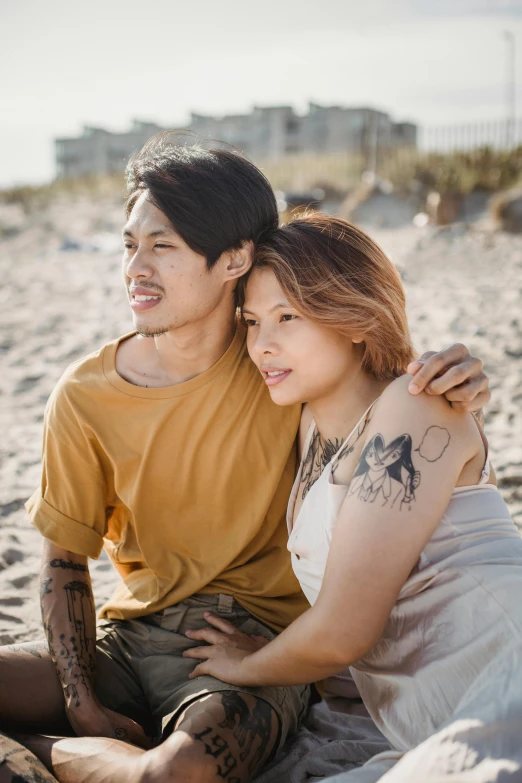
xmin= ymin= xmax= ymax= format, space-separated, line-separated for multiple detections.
xmin=123 ymin=243 xmax=135 ymax=250
xmin=154 ymin=244 xmax=171 ymax=249
xmin=281 ymin=314 xmax=297 ymax=322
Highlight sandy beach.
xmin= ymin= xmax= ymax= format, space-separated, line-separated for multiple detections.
xmin=0 ymin=193 xmax=521 ymax=646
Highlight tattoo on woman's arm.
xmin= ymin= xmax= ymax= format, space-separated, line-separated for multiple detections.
xmin=348 ymin=426 xmax=450 ymax=511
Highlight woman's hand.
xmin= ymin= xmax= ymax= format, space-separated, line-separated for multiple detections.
xmin=182 ymin=612 xmax=269 ymax=685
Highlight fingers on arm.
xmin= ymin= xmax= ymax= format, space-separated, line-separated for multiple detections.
xmin=407 ymin=351 xmax=436 ymax=376
xmin=424 ymin=357 xmax=484 ymax=395
xmin=408 ymin=343 xmax=473 ymax=393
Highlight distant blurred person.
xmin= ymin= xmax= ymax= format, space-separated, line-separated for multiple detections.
xmin=0 ymin=135 xmax=490 ymax=783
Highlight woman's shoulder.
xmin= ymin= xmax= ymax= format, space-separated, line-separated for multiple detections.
xmin=371 ymin=374 xmax=482 ymax=463
xmin=378 ymin=374 xmax=465 ymax=419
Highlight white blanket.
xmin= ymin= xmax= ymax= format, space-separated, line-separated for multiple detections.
xmin=255 ymin=641 xmax=522 ymax=782
xmin=254 ymin=699 xmax=390 ymax=783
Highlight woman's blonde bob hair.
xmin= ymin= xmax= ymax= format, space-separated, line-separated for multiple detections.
xmin=240 ymin=214 xmax=415 ymax=380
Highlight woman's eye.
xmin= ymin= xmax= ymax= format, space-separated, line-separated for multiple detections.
xmin=281 ymin=314 xmax=297 ymax=322
xmin=243 ymin=318 xmax=258 ymax=327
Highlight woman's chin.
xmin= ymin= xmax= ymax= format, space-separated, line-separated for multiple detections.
xmin=267 ymin=384 xmax=305 ymax=407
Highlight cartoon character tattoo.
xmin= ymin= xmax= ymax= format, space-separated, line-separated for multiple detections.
xmin=349 ymin=433 xmax=421 ymax=510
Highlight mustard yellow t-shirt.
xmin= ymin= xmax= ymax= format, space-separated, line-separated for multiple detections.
xmin=26 ymin=325 xmax=307 ymax=632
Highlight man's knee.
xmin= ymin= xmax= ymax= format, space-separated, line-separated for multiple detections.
xmin=139 ymin=691 xmax=279 ymax=783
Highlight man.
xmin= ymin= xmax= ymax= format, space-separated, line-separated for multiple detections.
xmin=0 ymin=136 xmax=490 ymax=783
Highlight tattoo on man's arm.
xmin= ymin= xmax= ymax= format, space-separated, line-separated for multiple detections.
xmin=50 ymin=558 xmax=88 ymax=573
xmin=40 ymin=567 xmax=97 ymax=709
xmin=40 ymin=578 xmax=53 ymax=599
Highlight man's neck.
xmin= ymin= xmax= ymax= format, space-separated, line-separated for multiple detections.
xmin=116 ymin=309 xmax=238 ymax=388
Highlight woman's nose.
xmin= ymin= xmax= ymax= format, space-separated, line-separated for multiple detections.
xmin=253 ymin=327 xmax=278 ymax=356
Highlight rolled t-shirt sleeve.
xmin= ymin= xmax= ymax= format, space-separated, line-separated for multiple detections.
xmin=26 ymin=383 xmax=108 ymax=559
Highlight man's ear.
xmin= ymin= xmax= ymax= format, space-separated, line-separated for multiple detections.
xmin=223 ymin=240 xmax=254 ymax=281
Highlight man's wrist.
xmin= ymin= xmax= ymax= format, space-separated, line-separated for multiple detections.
xmin=64 ymin=691 xmax=100 ymax=717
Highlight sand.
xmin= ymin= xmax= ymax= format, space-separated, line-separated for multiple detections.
xmin=0 ymin=193 xmax=521 ymax=647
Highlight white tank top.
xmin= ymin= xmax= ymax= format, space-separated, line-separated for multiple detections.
xmin=285 ymin=400 xmax=522 ymax=752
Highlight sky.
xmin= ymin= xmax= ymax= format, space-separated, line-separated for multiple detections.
xmin=1 ymin=0 xmax=522 ymax=187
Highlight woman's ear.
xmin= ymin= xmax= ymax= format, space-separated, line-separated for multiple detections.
xmin=225 ymin=240 xmax=254 ymax=281
xmin=352 ymin=336 xmax=364 ymax=344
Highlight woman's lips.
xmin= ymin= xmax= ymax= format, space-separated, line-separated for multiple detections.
xmin=262 ymin=369 xmax=292 ymax=387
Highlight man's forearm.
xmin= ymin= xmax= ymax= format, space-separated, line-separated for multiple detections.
xmin=40 ymin=540 xmax=98 ymax=713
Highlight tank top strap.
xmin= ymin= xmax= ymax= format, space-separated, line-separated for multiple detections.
xmin=331 ymin=397 xmax=382 ymax=469
xmin=471 ymin=413 xmax=491 ymax=484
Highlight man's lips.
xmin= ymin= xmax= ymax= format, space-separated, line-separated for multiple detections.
xmin=260 ymin=367 xmax=292 ymax=387
xmin=128 ymin=287 xmax=163 ymax=312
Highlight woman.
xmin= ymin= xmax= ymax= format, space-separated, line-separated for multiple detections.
xmin=183 ymin=215 xmax=522 ymax=780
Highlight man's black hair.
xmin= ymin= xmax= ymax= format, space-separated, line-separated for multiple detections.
xmin=125 ymin=132 xmax=279 ymax=269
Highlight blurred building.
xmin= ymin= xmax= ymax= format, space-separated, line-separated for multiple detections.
xmin=55 ymin=121 xmax=164 ymax=179
xmin=54 ymin=106 xmax=417 ymax=179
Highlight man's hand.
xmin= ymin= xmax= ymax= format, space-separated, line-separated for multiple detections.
xmin=407 ymin=344 xmax=490 ymax=412
xmin=183 ymin=612 xmax=268 ymax=685
xmin=66 ymin=701 xmax=152 ymax=749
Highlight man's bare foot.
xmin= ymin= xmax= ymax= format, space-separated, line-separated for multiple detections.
xmin=8 ymin=733 xmax=145 ymax=783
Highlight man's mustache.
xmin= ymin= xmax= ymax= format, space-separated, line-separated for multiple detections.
xmin=127 ymin=283 xmax=166 ymax=295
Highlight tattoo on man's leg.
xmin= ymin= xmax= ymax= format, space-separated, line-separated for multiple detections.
xmin=193 ymin=727 xmax=240 ymax=781
xmin=0 ymin=733 xmax=57 ymax=783
xmin=6 ymin=641 xmax=49 ymax=660
xmin=218 ymin=692 xmax=275 ymax=773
